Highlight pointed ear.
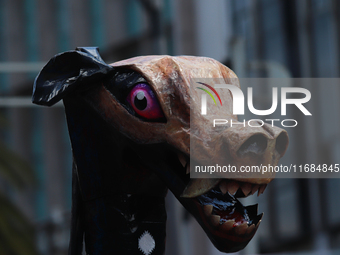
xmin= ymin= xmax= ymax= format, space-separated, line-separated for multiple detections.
xmin=32 ymin=47 xmax=114 ymax=106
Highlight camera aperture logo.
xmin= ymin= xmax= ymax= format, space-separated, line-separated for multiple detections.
xmin=196 ymin=82 xmax=312 ymax=128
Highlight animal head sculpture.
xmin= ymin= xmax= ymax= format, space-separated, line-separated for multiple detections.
xmin=33 ymin=47 xmax=288 ymax=254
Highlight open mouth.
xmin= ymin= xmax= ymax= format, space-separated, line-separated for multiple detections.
xmin=177 ymin=152 xmax=266 ymax=233
xmin=195 ymin=180 xmax=266 ymax=239
xmin=175 ymin=152 xmax=268 ymax=251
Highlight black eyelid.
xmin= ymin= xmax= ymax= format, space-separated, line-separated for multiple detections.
xmin=104 ymin=68 xmax=147 ymax=100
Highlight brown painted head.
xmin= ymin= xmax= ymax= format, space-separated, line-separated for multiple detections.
xmin=105 ymin=55 xmax=288 ymax=252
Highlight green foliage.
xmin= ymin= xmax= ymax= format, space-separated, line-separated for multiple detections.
xmin=0 ymin=113 xmax=38 ymax=255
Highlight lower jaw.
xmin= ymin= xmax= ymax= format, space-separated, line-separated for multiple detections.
xmin=188 ymin=187 xmax=263 ymax=251
xmin=189 ymin=201 xmax=258 ymax=253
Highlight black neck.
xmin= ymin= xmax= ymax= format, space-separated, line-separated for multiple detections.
xmin=64 ymin=96 xmax=167 ymax=255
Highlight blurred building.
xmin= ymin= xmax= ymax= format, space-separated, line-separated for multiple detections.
xmin=0 ymin=0 xmax=340 ymax=255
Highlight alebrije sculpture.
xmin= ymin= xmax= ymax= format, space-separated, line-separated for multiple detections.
xmin=32 ymin=47 xmax=288 ymax=254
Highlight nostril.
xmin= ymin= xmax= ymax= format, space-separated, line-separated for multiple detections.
xmin=275 ymin=132 xmax=289 ymax=157
xmin=237 ymin=134 xmax=268 ymax=156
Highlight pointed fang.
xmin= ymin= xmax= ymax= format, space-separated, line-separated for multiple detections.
xmin=241 ymin=183 xmax=252 ymax=196
xmin=203 ymin=205 xmax=213 ymax=216
xmin=186 ymin=162 xmax=190 ymax=174
xmin=221 ymin=220 xmax=235 ymax=232
xmin=177 ymin=153 xmax=187 ymax=168
xmin=246 ymin=224 xmax=255 ymax=234
xmin=219 ymin=181 xmax=228 ymax=194
xmin=227 ymin=181 xmax=239 ymax=195
xmin=235 ymin=222 xmax=248 ymax=235
xmin=210 ymin=215 xmax=221 ymax=226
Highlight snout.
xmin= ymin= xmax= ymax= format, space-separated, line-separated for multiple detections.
xmin=237 ymin=129 xmax=288 ymax=159
xmin=217 ymin=123 xmax=289 ymax=183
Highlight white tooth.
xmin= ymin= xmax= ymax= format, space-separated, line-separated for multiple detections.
xmin=186 ymin=162 xmax=190 ymax=174
xmin=255 ymin=213 xmax=264 ymax=228
xmin=241 ymin=183 xmax=252 ymax=196
xmin=246 ymin=224 xmax=255 ymax=234
xmin=227 ymin=181 xmax=239 ymax=195
xmin=234 ymin=222 xmax=248 ymax=235
xmin=210 ymin=215 xmax=221 ymax=226
xmin=219 ymin=181 xmax=228 ymax=194
xmin=221 ymin=220 xmax=235 ymax=232
xmin=251 ymin=185 xmax=259 ymax=195
xmin=177 ymin=153 xmax=187 ymax=168
xmin=255 ymin=220 xmax=262 ymax=229
xmin=258 ymin=184 xmax=267 ymax=196
xmin=203 ymin=205 xmax=213 ymax=216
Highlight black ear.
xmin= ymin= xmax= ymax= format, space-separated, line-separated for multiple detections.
xmin=32 ymin=47 xmax=114 ymax=106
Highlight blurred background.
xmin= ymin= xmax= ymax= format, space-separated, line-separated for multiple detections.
xmin=0 ymin=0 xmax=340 ymax=254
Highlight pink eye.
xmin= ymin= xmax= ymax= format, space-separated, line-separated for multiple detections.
xmin=127 ymin=83 xmax=165 ymax=120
